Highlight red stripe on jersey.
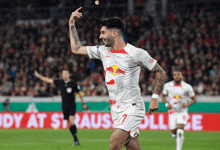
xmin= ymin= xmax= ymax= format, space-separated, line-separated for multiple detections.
xmin=107 ymin=79 xmax=115 ymax=85
xmin=110 ymin=49 xmax=129 ymax=55
xmin=173 ymin=85 xmax=183 ymax=87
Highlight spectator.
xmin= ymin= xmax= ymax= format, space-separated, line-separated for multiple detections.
xmin=3 ymin=98 xmax=10 ymax=112
xmin=0 ymin=4 xmax=219 ymax=96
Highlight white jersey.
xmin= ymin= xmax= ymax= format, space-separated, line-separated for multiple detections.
xmin=162 ymin=81 xmax=195 ymax=112
xmin=87 ymin=43 xmax=157 ymax=112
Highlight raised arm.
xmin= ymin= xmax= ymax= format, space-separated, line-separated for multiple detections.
xmin=149 ymin=63 xmax=166 ymax=115
xmin=34 ymin=70 xmax=54 ymax=84
xmin=151 ymin=63 xmax=166 ymax=95
xmin=69 ymin=7 xmax=88 ymax=56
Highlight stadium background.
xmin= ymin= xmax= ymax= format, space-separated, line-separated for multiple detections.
xmin=0 ymin=0 xmax=220 ymax=149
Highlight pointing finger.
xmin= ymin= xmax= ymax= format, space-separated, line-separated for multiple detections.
xmin=76 ymin=7 xmax=82 ymax=12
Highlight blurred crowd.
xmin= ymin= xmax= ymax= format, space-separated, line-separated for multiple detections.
xmin=0 ymin=5 xmax=220 ymax=97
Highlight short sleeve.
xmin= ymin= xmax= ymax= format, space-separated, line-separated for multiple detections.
xmin=134 ymin=48 xmax=157 ymax=70
xmin=187 ymin=85 xmax=195 ymax=97
xmin=72 ymin=82 xmax=80 ymax=92
xmin=87 ymin=46 xmax=101 ymax=60
xmin=54 ymin=79 xmax=61 ymax=87
xmin=162 ymin=83 xmax=168 ymax=95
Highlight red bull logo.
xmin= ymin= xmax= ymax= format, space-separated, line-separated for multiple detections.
xmin=173 ymin=95 xmax=183 ymax=100
xmin=106 ymin=65 xmax=125 ymax=76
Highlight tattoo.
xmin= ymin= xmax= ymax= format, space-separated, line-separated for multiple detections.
xmin=151 ymin=63 xmax=166 ymax=95
xmin=70 ymin=25 xmax=81 ymax=50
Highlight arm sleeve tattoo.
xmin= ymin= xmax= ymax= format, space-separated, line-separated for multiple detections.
xmin=151 ymin=63 xmax=166 ymax=95
xmin=70 ymin=25 xmax=81 ymax=50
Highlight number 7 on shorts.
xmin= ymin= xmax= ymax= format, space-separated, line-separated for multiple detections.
xmin=118 ymin=114 xmax=127 ymax=125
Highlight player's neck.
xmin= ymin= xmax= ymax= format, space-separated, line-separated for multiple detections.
xmin=64 ymin=79 xmax=70 ymax=82
xmin=111 ymin=38 xmax=126 ymax=50
xmin=174 ymin=80 xmax=181 ymax=85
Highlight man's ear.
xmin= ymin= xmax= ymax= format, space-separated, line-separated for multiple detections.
xmin=112 ymin=30 xmax=117 ymax=38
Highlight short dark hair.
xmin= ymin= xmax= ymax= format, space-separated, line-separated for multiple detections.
xmin=173 ymin=68 xmax=182 ymax=75
xmin=173 ymin=67 xmax=181 ymax=72
xmin=100 ymin=17 xmax=125 ymax=34
xmin=62 ymin=69 xmax=70 ymax=73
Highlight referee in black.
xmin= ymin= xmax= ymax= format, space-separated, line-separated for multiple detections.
xmin=34 ymin=69 xmax=88 ymax=146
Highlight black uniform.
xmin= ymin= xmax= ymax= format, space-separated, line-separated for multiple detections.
xmin=54 ymin=79 xmax=79 ymax=120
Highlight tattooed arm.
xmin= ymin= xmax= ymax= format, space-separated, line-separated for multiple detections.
xmin=151 ymin=63 xmax=166 ymax=95
xmin=149 ymin=63 xmax=166 ymax=115
xmin=69 ymin=7 xmax=88 ymax=55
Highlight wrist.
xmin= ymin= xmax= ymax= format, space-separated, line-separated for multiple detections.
xmin=152 ymin=94 xmax=159 ymax=99
xmin=69 ymin=23 xmax=75 ymax=26
xmin=82 ymin=102 xmax=85 ymax=105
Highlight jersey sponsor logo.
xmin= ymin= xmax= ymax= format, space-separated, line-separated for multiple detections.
xmin=106 ymin=55 xmax=111 ymax=58
xmin=66 ymin=88 xmax=72 ymax=93
xmin=124 ymin=60 xmax=129 ymax=63
xmin=106 ymin=65 xmax=125 ymax=76
xmin=149 ymin=58 xmax=154 ymax=63
xmin=173 ymin=95 xmax=183 ymax=100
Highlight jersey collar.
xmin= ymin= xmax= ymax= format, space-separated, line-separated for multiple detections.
xmin=64 ymin=79 xmax=71 ymax=84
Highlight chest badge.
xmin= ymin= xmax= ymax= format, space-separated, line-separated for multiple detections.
xmin=67 ymin=88 xmax=72 ymax=93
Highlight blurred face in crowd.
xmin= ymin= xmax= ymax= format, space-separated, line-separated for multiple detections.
xmin=99 ymin=26 xmax=115 ymax=47
xmin=173 ymin=71 xmax=182 ymax=83
xmin=62 ymin=70 xmax=70 ymax=81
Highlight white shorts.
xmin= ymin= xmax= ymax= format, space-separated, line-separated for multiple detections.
xmin=169 ymin=111 xmax=188 ymax=130
xmin=111 ymin=103 xmax=145 ymax=138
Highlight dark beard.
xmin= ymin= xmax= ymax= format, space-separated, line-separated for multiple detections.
xmin=175 ymin=80 xmax=181 ymax=84
xmin=105 ymin=43 xmax=112 ymax=47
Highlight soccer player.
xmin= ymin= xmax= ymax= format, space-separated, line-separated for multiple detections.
xmin=34 ymin=69 xmax=88 ymax=146
xmin=161 ymin=70 xmax=196 ymax=150
xmin=69 ymin=7 xmax=166 ymax=150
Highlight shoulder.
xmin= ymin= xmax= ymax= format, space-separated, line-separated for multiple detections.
xmin=165 ymin=81 xmax=174 ymax=87
xmin=125 ymin=43 xmax=147 ymax=57
xmin=97 ymin=45 xmax=107 ymax=50
xmin=88 ymin=45 xmax=108 ymax=51
xmin=182 ymin=81 xmax=193 ymax=89
xmin=70 ymin=79 xmax=76 ymax=84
